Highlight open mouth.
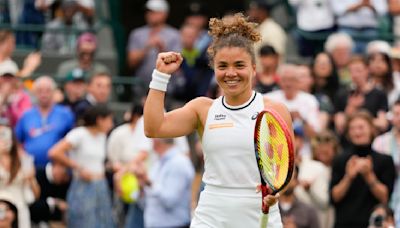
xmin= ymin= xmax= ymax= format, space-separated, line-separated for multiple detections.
xmin=224 ymin=79 xmax=240 ymax=86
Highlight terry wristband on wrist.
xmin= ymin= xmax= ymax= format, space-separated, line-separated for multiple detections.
xmin=149 ymin=69 xmax=171 ymax=92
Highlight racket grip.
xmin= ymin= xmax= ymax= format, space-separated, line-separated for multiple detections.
xmin=261 ymin=185 xmax=272 ymax=214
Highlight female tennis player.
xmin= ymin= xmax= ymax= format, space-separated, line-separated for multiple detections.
xmin=144 ymin=13 xmax=294 ymax=227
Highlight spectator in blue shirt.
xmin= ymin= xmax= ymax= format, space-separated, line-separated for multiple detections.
xmin=135 ymin=138 xmax=194 ymax=228
xmin=15 ymin=76 xmax=74 ymax=168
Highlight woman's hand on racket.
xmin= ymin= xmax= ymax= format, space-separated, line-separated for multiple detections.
xmin=263 ymin=193 xmax=280 ymax=207
xmin=156 ymin=52 xmax=183 ymax=74
xmin=256 ymin=185 xmax=280 ymax=207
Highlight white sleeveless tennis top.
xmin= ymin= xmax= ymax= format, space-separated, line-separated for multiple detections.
xmin=202 ymin=91 xmax=263 ymax=188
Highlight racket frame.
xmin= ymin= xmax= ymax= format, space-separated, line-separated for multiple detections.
xmin=254 ymin=109 xmax=295 ymax=214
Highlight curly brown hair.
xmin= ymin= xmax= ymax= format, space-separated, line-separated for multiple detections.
xmin=207 ymin=13 xmax=261 ymax=66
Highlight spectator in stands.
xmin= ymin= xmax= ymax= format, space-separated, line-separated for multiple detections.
xmin=298 ymin=64 xmax=331 ymax=130
xmin=279 ymin=166 xmax=320 ymax=228
xmin=311 ymin=52 xmax=340 ymax=104
xmin=69 ymin=0 xmax=95 ymax=26
xmin=253 ymin=44 xmax=280 ymax=94
xmin=311 ymin=52 xmax=339 ymax=128
xmin=0 ymin=122 xmax=40 ymax=228
xmin=17 ymin=0 xmax=54 ymax=49
xmin=127 ymin=0 xmax=181 ymax=95
xmin=29 ymin=161 xmax=71 ymax=227
xmin=134 ymin=138 xmax=194 ymax=228
xmin=368 ymin=204 xmax=395 ymax=228
xmin=172 ymin=23 xmax=213 ymax=104
xmin=391 ymin=46 xmax=400 ymax=97
xmin=289 ymin=0 xmax=336 ymax=57
xmin=372 ymin=99 xmax=400 ymax=214
xmin=388 ymin=0 xmax=400 ymax=44
xmin=333 ymin=56 xmax=389 ymax=137
xmin=368 ymin=52 xmax=400 ymax=107
xmin=366 ymin=40 xmax=392 ymax=56
xmin=74 ymin=72 xmax=111 ymax=122
xmin=296 ymin=130 xmax=339 ymax=228
xmin=330 ymin=0 xmax=387 ymax=54
xmin=107 ymin=103 xmax=152 ymax=173
xmin=324 ymin=33 xmax=354 ymax=86
xmin=0 ymin=29 xmax=42 ymax=78
xmin=183 ymin=1 xmax=211 ymax=55
xmin=41 ymin=1 xmax=89 ymax=54
xmin=109 ymin=103 xmax=152 ymax=228
xmin=0 ymin=199 xmax=18 ymax=228
xmin=49 ymin=104 xmax=115 ymax=228
xmin=59 ymin=68 xmax=87 ymax=114
xmin=0 ymin=0 xmax=10 ymax=24
xmin=330 ymin=111 xmax=396 ymax=228
xmin=297 ymin=64 xmax=314 ymax=94
xmin=247 ymin=0 xmax=287 ymax=67
xmin=0 ymin=64 xmax=32 ymax=128
xmin=15 ymin=76 xmax=75 ymax=168
xmin=55 ymin=32 xmax=110 ymax=81
xmin=265 ymin=64 xmax=320 ymax=158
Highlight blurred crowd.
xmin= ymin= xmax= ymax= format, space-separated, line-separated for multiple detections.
xmin=0 ymin=0 xmax=400 ymax=228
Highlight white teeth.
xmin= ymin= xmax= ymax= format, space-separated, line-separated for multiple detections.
xmin=225 ymin=80 xmax=239 ymax=84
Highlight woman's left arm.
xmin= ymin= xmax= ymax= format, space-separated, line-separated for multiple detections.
xmin=360 ymin=156 xmax=392 ymax=204
xmin=27 ymin=175 xmax=41 ymax=199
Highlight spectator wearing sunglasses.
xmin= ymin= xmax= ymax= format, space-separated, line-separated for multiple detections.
xmin=55 ymin=32 xmax=110 ymax=83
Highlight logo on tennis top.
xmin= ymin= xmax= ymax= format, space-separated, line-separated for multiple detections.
xmin=251 ymin=112 xmax=259 ymax=120
xmin=214 ymin=114 xmax=226 ymax=121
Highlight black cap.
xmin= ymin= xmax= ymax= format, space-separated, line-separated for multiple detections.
xmin=249 ymin=0 xmax=272 ymax=11
xmin=186 ymin=1 xmax=208 ymax=17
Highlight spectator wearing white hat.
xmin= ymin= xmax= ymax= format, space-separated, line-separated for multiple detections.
xmin=247 ymin=0 xmax=287 ymax=68
xmin=0 ymin=54 xmax=32 ymax=128
xmin=0 ymin=29 xmax=41 ymax=78
xmin=127 ymin=0 xmax=181 ymax=98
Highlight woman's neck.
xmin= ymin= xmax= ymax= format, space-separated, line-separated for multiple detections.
xmin=86 ymin=126 xmax=101 ymax=135
xmin=224 ymin=90 xmax=253 ymax=106
xmin=352 ymin=143 xmax=373 ymax=157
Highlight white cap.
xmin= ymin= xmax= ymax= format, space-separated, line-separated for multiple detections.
xmin=366 ymin=40 xmax=391 ymax=55
xmin=0 ymin=59 xmax=19 ymax=76
xmin=146 ymin=0 xmax=169 ymax=12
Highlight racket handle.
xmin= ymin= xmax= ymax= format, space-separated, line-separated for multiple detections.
xmin=261 ymin=185 xmax=272 ymax=214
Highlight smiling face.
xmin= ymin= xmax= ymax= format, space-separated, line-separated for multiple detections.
xmin=214 ymin=46 xmax=255 ymax=104
xmin=348 ymin=117 xmax=374 ymax=145
xmin=97 ymin=115 xmax=114 ymax=133
xmin=368 ymin=53 xmax=389 ymax=78
xmin=314 ymin=53 xmax=333 ymax=78
xmin=349 ymin=61 xmax=369 ymax=87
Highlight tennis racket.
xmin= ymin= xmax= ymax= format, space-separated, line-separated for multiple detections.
xmin=254 ymin=109 xmax=295 ymax=228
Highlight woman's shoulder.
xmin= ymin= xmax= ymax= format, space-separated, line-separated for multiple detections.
xmin=262 ymin=96 xmax=290 ymax=118
xmin=66 ymin=126 xmax=88 ymax=139
xmin=189 ymin=96 xmax=214 ymax=105
xmin=185 ymin=97 xmax=214 ymax=113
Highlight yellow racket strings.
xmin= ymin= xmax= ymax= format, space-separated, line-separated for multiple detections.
xmin=257 ymin=114 xmax=289 ymax=189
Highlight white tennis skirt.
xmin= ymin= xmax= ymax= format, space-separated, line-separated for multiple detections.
xmin=191 ymin=184 xmax=282 ymax=228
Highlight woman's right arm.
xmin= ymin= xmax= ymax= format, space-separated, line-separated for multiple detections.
xmin=144 ymin=52 xmax=206 ymax=138
xmin=49 ymin=139 xmax=79 ymax=170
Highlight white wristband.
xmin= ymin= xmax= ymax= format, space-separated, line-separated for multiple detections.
xmin=149 ymin=69 xmax=171 ymax=92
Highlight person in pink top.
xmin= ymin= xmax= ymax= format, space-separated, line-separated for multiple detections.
xmin=0 ymin=65 xmax=32 ymax=128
